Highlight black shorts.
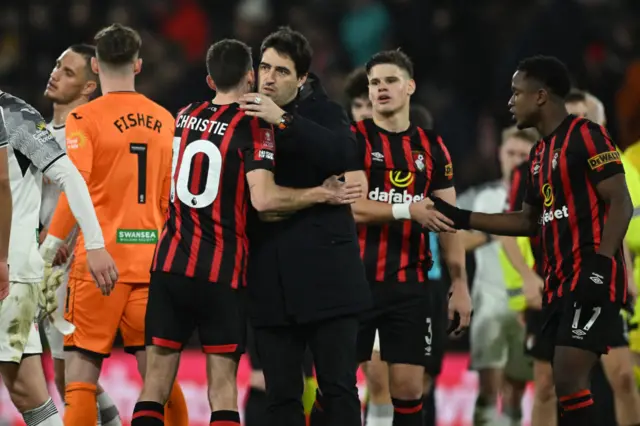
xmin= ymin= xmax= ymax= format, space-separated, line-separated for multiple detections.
xmin=532 ymin=293 xmax=623 ymax=362
xmin=357 ymin=281 xmax=444 ymax=369
xmin=146 ymin=271 xmax=246 ymax=355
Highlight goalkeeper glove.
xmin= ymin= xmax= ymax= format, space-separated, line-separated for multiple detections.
xmin=38 ymin=235 xmax=65 ymax=321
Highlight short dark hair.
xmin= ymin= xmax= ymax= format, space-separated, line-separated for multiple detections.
xmin=345 ymin=68 xmax=369 ymax=101
xmin=365 ymin=49 xmax=414 ymax=78
xmin=206 ymin=39 xmax=253 ymax=92
xmin=516 ymin=55 xmax=572 ymax=99
xmin=410 ymin=104 xmax=434 ymax=130
xmin=69 ymin=44 xmax=98 ymax=82
xmin=565 ymin=88 xmax=587 ymax=103
xmin=260 ymin=26 xmax=313 ymax=77
xmin=94 ymin=23 xmax=142 ymax=66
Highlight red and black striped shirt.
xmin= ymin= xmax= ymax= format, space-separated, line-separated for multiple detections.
xmin=151 ymin=102 xmax=276 ymax=288
xmin=350 ymin=119 xmax=454 ymax=284
xmin=523 ymin=115 xmax=627 ymax=303
xmin=507 ymin=161 xmax=544 ymax=276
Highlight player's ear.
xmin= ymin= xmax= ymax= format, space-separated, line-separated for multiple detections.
xmin=91 ymin=57 xmax=99 ymax=75
xmin=82 ymin=80 xmax=98 ymax=98
xmin=206 ymin=75 xmax=216 ymax=91
xmin=407 ymin=79 xmax=416 ymax=96
xmin=297 ymin=73 xmax=308 ymax=89
xmin=247 ymin=69 xmax=256 ymax=89
xmin=536 ymin=88 xmax=548 ymax=107
xmin=133 ymin=58 xmax=142 ymax=76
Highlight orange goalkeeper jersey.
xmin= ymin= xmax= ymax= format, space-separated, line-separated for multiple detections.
xmin=48 ymin=92 xmax=174 ymax=283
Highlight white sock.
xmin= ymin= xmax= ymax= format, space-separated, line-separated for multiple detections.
xmin=22 ymin=398 xmax=63 ymax=426
xmin=366 ymin=403 xmax=393 ymax=426
xmin=97 ymin=391 xmax=122 ymax=426
xmin=473 ymin=404 xmax=497 ymax=426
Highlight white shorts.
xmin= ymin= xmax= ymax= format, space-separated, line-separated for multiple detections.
xmin=44 ymin=271 xmax=68 ymax=360
xmin=470 ymin=306 xmax=532 ymax=382
xmin=0 ymin=282 xmax=43 ymax=363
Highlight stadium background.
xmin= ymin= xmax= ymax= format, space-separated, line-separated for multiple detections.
xmin=0 ymin=0 xmax=638 ymax=424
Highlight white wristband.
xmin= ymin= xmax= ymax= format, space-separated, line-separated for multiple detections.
xmin=392 ymin=203 xmax=412 ymax=220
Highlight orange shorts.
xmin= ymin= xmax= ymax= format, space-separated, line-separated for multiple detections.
xmin=64 ymin=278 xmax=148 ymax=357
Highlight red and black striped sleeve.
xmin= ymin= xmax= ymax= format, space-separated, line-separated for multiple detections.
xmin=574 ymin=121 xmax=624 ymax=185
xmin=242 ymin=116 xmax=276 ymax=173
xmin=346 ymin=121 xmax=367 ymax=171
xmin=430 ymin=135 xmax=455 ymax=191
xmin=507 ymin=162 xmax=529 ymax=212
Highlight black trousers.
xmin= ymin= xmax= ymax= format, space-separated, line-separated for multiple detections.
xmin=253 ymin=315 xmax=361 ymax=426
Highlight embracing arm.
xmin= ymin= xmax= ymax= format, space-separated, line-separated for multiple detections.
xmin=246 ymin=169 xmax=329 ymax=213
xmin=0 ymin=144 xmax=10 ymax=262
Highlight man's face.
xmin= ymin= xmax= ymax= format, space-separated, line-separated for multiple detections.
xmin=508 ymin=71 xmax=543 ymax=130
xmin=499 ymin=136 xmax=533 ymax=178
xmin=368 ymin=64 xmax=414 ymax=116
xmin=565 ymin=100 xmax=590 ymax=121
xmin=351 ymin=96 xmax=372 ymax=121
xmin=258 ymin=48 xmax=305 ymax=107
xmin=44 ymin=49 xmax=92 ymax=104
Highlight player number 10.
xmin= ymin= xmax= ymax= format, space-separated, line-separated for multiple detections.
xmin=170 ymin=137 xmax=223 ymax=208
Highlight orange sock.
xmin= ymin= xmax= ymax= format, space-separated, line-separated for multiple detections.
xmin=64 ymin=382 xmax=98 ymax=426
xmin=164 ymin=382 xmax=189 ymax=426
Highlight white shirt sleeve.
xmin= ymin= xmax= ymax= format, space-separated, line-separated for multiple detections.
xmin=43 ymin=155 xmax=104 ymax=250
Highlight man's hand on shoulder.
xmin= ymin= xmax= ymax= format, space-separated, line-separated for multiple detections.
xmin=238 ymin=92 xmax=285 ymax=125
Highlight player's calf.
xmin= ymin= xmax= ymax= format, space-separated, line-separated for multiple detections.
xmin=206 ymin=353 xmax=241 ymax=425
xmin=553 ymin=346 xmax=598 ymax=426
xmin=389 ymin=364 xmax=425 ymax=426
xmin=473 ymin=368 xmax=502 ymax=425
xmin=1 ymin=356 xmax=63 ymax=425
xmin=602 ymin=346 xmax=640 ymax=425
xmin=133 ymin=345 xmax=181 ymax=426
xmin=531 ymin=360 xmax=557 ymax=426
xmin=362 ymin=355 xmax=393 ymax=426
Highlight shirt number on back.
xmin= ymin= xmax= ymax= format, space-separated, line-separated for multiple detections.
xmin=130 ymin=143 xmax=147 ymax=203
xmin=170 ymin=137 xmax=222 ymax=208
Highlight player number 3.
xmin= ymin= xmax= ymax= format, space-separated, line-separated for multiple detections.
xmin=170 ymin=137 xmax=223 ymax=208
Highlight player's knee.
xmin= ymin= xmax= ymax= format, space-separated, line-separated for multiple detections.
xmin=207 ymin=354 xmax=238 ymax=409
xmin=364 ymin=361 xmax=389 ymax=397
xmin=533 ymin=368 xmax=556 ymax=403
xmin=389 ymin=366 xmax=424 ymax=400
xmin=609 ymin=364 xmax=636 ymax=395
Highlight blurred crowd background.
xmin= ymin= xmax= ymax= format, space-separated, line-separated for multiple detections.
xmin=3 ymin=0 xmax=640 ymax=189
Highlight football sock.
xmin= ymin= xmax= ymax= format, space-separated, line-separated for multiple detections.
xmin=22 ymin=398 xmax=63 ymax=426
xmin=558 ymin=389 xmax=594 ymax=426
xmin=64 ymin=382 xmax=98 ymax=425
xmin=366 ymin=402 xmax=393 ymax=426
xmin=132 ymin=401 xmax=164 ymax=426
xmin=392 ymin=398 xmax=424 ymax=426
xmin=164 ymin=383 xmax=188 ymax=426
xmin=97 ymin=390 xmax=122 ymax=426
xmin=210 ymin=410 xmax=240 ymax=426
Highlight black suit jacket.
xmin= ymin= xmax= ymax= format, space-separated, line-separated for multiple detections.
xmin=247 ymin=74 xmax=372 ymax=327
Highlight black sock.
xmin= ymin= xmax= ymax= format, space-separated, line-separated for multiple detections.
xmin=422 ymin=390 xmax=436 ymax=426
xmin=392 ymin=398 xmax=424 ymax=426
xmin=244 ymin=388 xmax=267 ymax=426
xmin=309 ymin=389 xmax=326 ymax=426
xmin=132 ymin=401 xmax=164 ymax=426
xmin=210 ymin=410 xmax=240 ymax=425
xmin=558 ymin=390 xmax=595 ymax=426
